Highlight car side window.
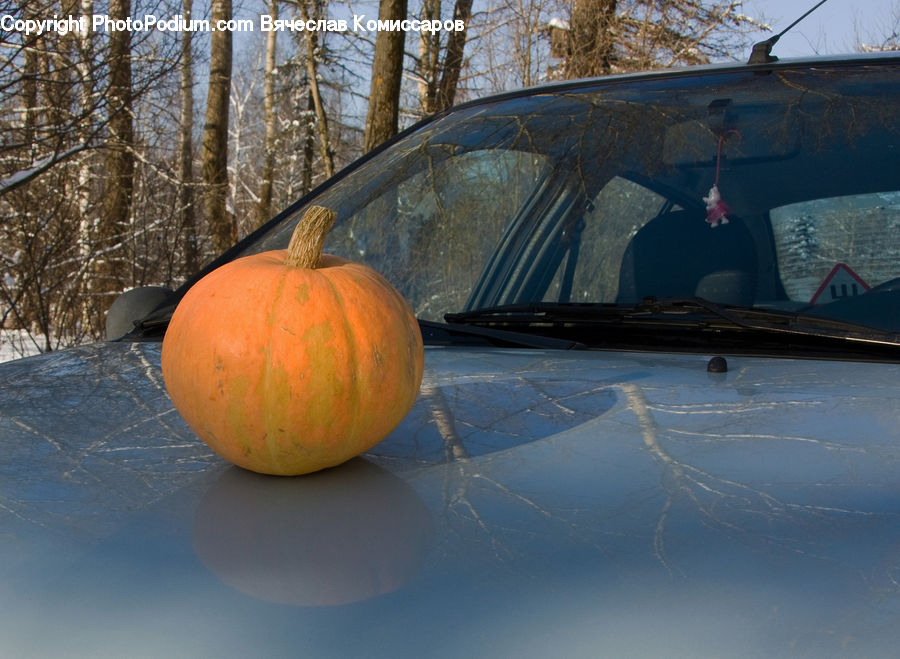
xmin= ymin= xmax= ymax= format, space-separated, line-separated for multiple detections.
xmin=325 ymin=149 xmax=550 ymax=320
xmin=542 ymin=176 xmax=672 ymax=303
xmin=770 ymin=192 xmax=900 ymax=303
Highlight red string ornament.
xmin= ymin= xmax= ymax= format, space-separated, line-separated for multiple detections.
xmin=704 ymin=130 xmax=741 ymax=228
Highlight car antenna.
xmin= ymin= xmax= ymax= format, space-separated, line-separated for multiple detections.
xmin=747 ymin=0 xmax=830 ymax=65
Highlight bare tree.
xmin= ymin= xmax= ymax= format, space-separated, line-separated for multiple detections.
xmin=256 ymin=0 xmax=279 ymax=228
xmin=411 ymin=0 xmax=475 ymax=115
xmin=179 ymin=0 xmax=198 ymax=274
xmin=94 ymin=0 xmax=136 ymax=327
xmin=563 ymin=0 xmax=755 ymax=76
xmin=298 ymin=0 xmax=335 ymax=175
xmin=364 ymin=0 xmax=408 ymax=151
xmin=2 ymin=0 xmax=108 ymax=341
xmin=433 ymin=0 xmax=474 ymax=109
xmin=566 ymin=0 xmax=617 ymax=77
xmin=856 ymin=3 xmax=900 ymax=52
xmin=416 ymin=0 xmax=442 ymax=113
xmin=2 ymin=0 xmax=186 ymax=347
xmin=203 ymin=0 xmax=236 ymax=253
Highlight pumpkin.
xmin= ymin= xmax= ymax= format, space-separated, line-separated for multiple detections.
xmin=161 ymin=206 xmax=424 ymax=476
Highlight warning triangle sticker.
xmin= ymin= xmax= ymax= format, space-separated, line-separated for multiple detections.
xmin=810 ymin=263 xmax=870 ymax=305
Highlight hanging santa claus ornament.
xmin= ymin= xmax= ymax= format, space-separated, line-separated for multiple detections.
xmin=704 ymin=183 xmax=730 ymax=228
xmin=704 ymin=130 xmax=742 ymax=228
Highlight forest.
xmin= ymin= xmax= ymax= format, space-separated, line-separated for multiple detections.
xmin=0 ymin=0 xmax=778 ymax=355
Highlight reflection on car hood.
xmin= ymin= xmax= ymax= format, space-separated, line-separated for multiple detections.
xmin=2 ymin=342 xmax=900 ymax=657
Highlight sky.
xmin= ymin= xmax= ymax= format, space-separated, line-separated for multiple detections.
xmin=741 ymin=0 xmax=899 ymax=59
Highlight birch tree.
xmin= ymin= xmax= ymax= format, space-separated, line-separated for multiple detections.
xmin=295 ymin=0 xmax=335 ymax=176
xmin=1 ymin=0 xmax=185 ymax=347
xmin=179 ymin=0 xmax=198 ymax=274
xmin=1 ymin=0 xmax=102 ymax=344
xmin=256 ymin=0 xmax=279 ymax=228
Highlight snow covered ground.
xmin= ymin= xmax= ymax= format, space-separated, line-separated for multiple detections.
xmin=0 ymin=329 xmax=44 ymax=363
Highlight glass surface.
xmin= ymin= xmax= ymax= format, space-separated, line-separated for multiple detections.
xmin=771 ymin=192 xmax=900 ymax=302
xmin=244 ymin=63 xmax=900 ymax=334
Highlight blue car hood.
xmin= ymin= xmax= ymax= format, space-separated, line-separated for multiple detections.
xmin=2 ymin=342 xmax=900 ymax=657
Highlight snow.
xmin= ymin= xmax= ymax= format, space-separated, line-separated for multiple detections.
xmin=0 ymin=145 xmax=88 ymax=196
xmin=547 ymin=17 xmax=569 ymax=31
xmin=0 ymin=329 xmax=43 ymax=363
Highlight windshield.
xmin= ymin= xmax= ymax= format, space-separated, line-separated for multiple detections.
xmin=242 ymin=61 xmax=900 ymax=347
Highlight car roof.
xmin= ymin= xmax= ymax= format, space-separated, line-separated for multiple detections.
xmin=433 ymin=51 xmax=900 ymax=117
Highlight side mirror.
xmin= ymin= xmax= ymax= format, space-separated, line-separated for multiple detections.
xmin=106 ymin=286 xmax=175 ymax=340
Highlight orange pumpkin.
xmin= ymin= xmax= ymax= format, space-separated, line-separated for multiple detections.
xmin=161 ymin=207 xmax=424 ymax=476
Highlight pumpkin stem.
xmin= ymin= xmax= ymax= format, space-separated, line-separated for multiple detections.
xmin=285 ymin=206 xmax=337 ymax=269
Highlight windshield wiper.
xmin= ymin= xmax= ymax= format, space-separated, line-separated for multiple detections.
xmin=445 ymin=298 xmax=900 ymax=348
xmin=419 ymin=319 xmax=584 ymax=349
xmin=127 ymin=296 xmax=900 ymax=354
xmin=645 ymin=298 xmax=900 ymax=346
xmin=122 ymin=307 xmax=584 ymax=350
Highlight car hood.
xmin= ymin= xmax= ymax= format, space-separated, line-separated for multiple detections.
xmin=2 ymin=342 xmax=900 ymax=657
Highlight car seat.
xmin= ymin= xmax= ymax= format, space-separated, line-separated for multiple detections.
xmin=617 ymin=209 xmax=758 ymax=306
